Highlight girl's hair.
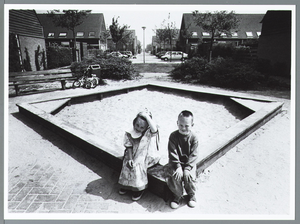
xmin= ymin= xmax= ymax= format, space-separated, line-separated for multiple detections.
xmin=132 ymin=111 xmax=152 ymax=126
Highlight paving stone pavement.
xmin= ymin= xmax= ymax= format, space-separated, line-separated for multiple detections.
xmin=8 ymin=162 xmax=116 ymax=213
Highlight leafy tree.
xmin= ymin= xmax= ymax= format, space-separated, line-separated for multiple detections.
xmin=155 ymin=13 xmax=179 ymax=61
xmin=100 ymin=28 xmax=111 ymax=48
xmin=193 ymin=10 xmax=239 ymax=61
xmin=109 ymin=17 xmax=131 ymax=51
xmin=47 ymin=10 xmax=91 ymax=61
xmin=154 ymin=28 xmax=167 ymax=50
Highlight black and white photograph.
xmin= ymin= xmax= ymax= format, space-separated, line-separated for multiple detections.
xmin=4 ymin=3 xmax=296 ymax=221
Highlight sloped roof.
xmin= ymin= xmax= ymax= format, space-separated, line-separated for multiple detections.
xmin=181 ymin=13 xmax=264 ymax=39
xmin=9 ymin=9 xmax=44 ymax=38
xmin=37 ymin=13 xmax=105 ymax=39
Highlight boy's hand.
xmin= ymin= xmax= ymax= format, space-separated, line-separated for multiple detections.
xmin=126 ymin=160 xmax=134 ymax=169
xmin=183 ymin=169 xmax=193 ymax=182
xmin=173 ymin=167 xmax=183 ymax=181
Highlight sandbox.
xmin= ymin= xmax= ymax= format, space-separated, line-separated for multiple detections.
xmin=16 ymin=82 xmax=283 ymax=200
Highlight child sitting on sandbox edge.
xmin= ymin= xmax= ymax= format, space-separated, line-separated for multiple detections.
xmin=118 ymin=109 xmax=160 ymax=201
xmin=166 ymin=110 xmax=199 ymax=209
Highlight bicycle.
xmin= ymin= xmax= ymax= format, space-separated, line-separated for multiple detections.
xmin=73 ymin=66 xmax=99 ymax=89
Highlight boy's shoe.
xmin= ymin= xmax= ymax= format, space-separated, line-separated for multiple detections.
xmin=132 ymin=190 xmax=144 ymax=201
xmin=187 ymin=195 xmax=197 ymax=208
xmin=170 ymin=196 xmax=181 ymax=209
xmin=119 ymin=188 xmax=128 ymax=195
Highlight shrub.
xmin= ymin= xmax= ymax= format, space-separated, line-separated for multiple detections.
xmin=170 ymin=57 xmax=267 ymax=90
xmin=47 ymin=44 xmax=72 ymax=69
xmin=170 ymin=57 xmax=208 ymax=82
xmin=70 ymin=56 xmax=137 ymax=80
xmin=212 ymin=43 xmax=235 ymax=59
xmin=203 ymin=57 xmax=264 ymax=90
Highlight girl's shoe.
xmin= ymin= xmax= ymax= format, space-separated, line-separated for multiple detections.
xmin=132 ymin=190 xmax=144 ymax=201
xmin=119 ymin=188 xmax=128 ymax=195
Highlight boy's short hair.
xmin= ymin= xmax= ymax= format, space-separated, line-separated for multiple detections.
xmin=178 ymin=110 xmax=194 ymax=122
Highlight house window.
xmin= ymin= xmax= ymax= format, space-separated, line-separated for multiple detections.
xmin=220 ymin=32 xmax=227 ymax=37
xmin=256 ymin=31 xmax=261 ymax=37
xmin=59 ymin=32 xmax=67 ymax=37
xmin=246 ymin=32 xmax=254 ymax=38
xmin=192 ymin=32 xmax=198 ymax=37
xmin=48 ymin=32 xmax=55 ymax=37
xmin=61 ymin=42 xmax=69 ymax=46
xmin=89 ymin=32 xmax=95 ymax=37
xmin=202 ymin=32 xmax=210 ymax=36
xmin=76 ymin=32 xmax=84 ymax=37
xmin=231 ymin=32 xmax=238 ymax=38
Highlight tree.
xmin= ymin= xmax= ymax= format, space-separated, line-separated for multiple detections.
xmin=109 ymin=17 xmax=130 ymax=51
xmin=155 ymin=13 xmax=179 ymax=61
xmin=193 ymin=10 xmax=239 ymax=61
xmin=47 ymin=10 xmax=91 ymax=61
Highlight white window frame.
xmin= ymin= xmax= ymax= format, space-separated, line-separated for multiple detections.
xmin=76 ymin=32 xmax=84 ymax=37
xmin=192 ymin=32 xmax=198 ymax=37
xmin=202 ymin=32 xmax=210 ymax=37
xmin=231 ymin=32 xmax=238 ymax=38
xmin=256 ymin=31 xmax=261 ymax=37
xmin=48 ymin=32 xmax=55 ymax=37
xmin=246 ymin=32 xmax=254 ymax=38
xmin=220 ymin=32 xmax=227 ymax=37
xmin=59 ymin=32 xmax=67 ymax=37
xmin=89 ymin=31 xmax=95 ymax=37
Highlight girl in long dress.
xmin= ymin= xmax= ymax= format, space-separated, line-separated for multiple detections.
xmin=118 ymin=110 xmax=160 ymax=201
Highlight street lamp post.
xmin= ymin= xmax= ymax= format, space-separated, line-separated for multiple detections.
xmin=142 ymin=26 xmax=146 ymax=63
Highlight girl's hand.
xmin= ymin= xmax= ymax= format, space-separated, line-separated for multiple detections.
xmin=138 ymin=111 xmax=149 ymax=118
xmin=126 ymin=160 xmax=134 ymax=169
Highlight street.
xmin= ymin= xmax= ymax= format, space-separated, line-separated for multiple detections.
xmin=130 ymin=52 xmax=184 ymax=64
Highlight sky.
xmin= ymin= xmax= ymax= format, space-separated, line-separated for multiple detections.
xmin=5 ymin=4 xmax=294 ymax=46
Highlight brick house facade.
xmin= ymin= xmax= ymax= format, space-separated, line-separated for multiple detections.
xmin=9 ymin=9 xmax=46 ymax=72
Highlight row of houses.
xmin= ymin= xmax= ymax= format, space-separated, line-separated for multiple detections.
xmin=9 ymin=9 xmax=138 ymax=71
xmin=9 ymin=9 xmax=291 ymax=76
xmin=152 ymin=10 xmax=291 ymax=77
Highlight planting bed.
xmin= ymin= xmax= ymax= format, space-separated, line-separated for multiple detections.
xmin=16 ymin=83 xmax=283 ymax=200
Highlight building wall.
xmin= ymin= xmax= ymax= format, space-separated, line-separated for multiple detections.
xmin=18 ymin=35 xmax=46 ymax=71
xmin=258 ymin=32 xmax=291 ymax=66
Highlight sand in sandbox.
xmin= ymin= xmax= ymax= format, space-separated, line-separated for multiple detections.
xmin=55 ymin=89 xmax=241 ymax=165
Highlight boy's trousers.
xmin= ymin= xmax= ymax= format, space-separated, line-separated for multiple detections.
xmin=166 ymin=165 xmax=197 ymax=198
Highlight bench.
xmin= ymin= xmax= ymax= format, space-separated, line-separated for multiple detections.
xmin=9 ymin=69 xmax=76 ymax=96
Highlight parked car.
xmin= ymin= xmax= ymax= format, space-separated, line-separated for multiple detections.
xmin=160 ymin=51 xmax=188 ymax=61
xmin=108 ymin=51 xmax=127 ymax=58
xmin=156 ymin=51 xmax=166 ymax=58
xmin=121 ymin=51 xmax=133 ymax=58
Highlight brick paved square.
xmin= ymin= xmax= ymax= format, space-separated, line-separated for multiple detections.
xmin=71 ymin=203 xmax=87 ymax=213
xmin=56 ymin=189 xmax=72 ymax=202
xmin=29 ymin=187 xmax=53 ymax=194
xmin=8 ymin=201 xmax=21 ymax=210
xmin=12 ymin=187 xmax=32 ymax=202
xmin=25 ymin=202 xmax=42 ymax=213
xmin=16 ymin=194 xmax=36 ymax=210
xmin=45 ymin=174 xmax=60 ymax=187
xmin=63 ymin=194 xmax=80 ymax=209
xmin=8 ymin=182 xmax=26 ymax=194
xmin=42 ymin=202 xmax=64 ymax=211
xmin=34 ymin=194 xmax=58 ymax=202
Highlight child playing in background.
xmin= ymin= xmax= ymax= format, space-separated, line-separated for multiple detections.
xmin=118 ymin=109 xmax=160 ymax=201
xmin=166 ymin=110 xmax=199 ymax=209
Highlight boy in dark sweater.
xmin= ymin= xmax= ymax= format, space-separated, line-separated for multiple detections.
xmin=166 ymin=110 xmax=199 ymax=209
